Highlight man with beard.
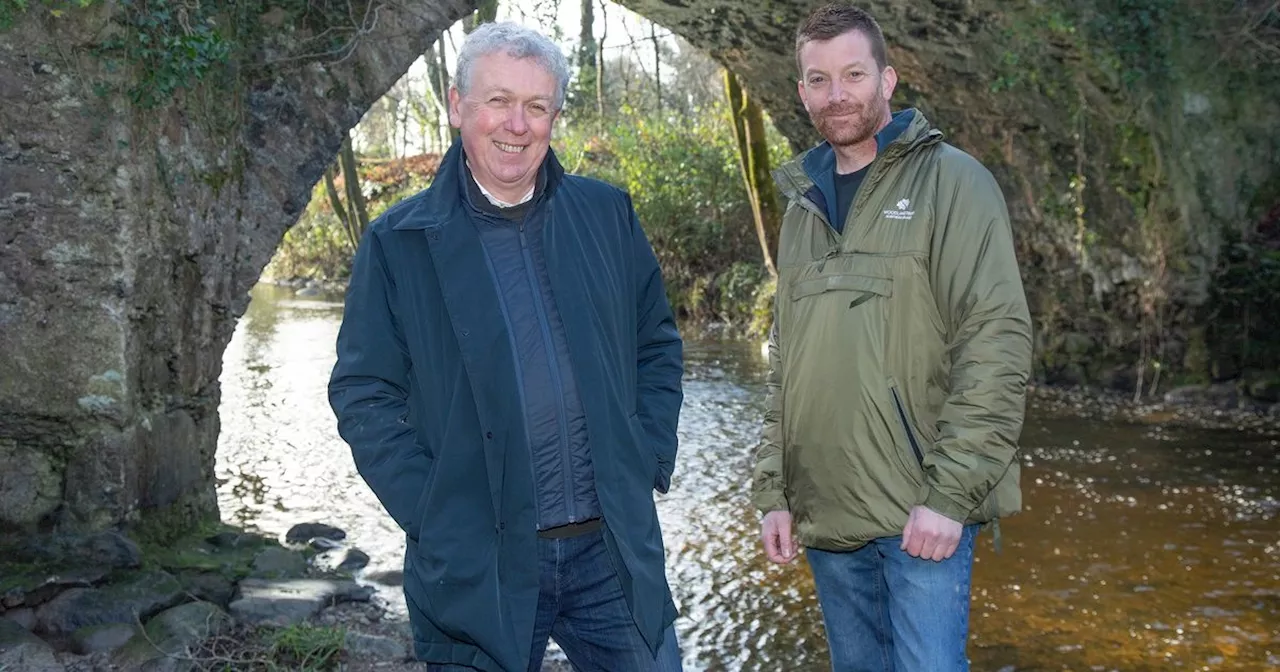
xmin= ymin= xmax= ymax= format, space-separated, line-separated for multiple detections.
xmin=751 ymin=4 xmax=1033 ymax=671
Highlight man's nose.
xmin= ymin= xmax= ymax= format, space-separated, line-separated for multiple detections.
xmin=829 ymin=80 xmax=850 ymax=102
xmin=505 ymin=106 xmax=529 ymax=134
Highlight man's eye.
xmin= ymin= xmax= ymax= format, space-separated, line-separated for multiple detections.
xmin=530 ymin=104 xmax=548 ymax=114
xmin=809 ymin=76 xmax=825 ymax=85
xmin=489 ymin=97 xmax=508 ymax=105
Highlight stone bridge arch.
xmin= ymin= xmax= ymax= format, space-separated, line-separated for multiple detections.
xmin=3 ymin=0 xmax=1274 ymax=540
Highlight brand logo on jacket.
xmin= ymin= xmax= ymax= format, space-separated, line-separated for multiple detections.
xmin=883 ymin=197 xmax=915 ymax=220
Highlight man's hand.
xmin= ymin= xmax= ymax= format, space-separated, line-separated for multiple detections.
xmin=761 ymin=510 xmax=798 ymax=564
xmin=901 ymin=505 xmax=963 ymax=561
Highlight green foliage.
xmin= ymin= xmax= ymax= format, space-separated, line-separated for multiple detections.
xmin=268 ymin=213 xmax=358 ymax=282
xmin=555 ymin=102 xmax=787 ymax=334
xmin=265 ymin=158 xmax=434 ymax=283
xmin=0 ymin=0 xmax=95 ymax=29
xmin=0 ymin=0 xmax=29 ymax=30
xmin=266 ymin=623 xmax=345 ymax=670
xmin=1086 ymin=0 xmax=1179 ymax=88
xmin=98 ymin=0 xmax=232 ymax=108
xmin=271 ymin=100 xmax=786 ymax=336
xmin=196 ymin=622 xmax=347 ymax=671
xmin=989 ymin=7 xmax=1075 ymax=94
xmin=4 ymin=0 xmax=365 ymax=111
xmin=2 ymin=0 xmax=233 ymax=107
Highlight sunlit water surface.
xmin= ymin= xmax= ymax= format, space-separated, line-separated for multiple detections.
xmin=218 ymin=284 xmax=1279 ymax=671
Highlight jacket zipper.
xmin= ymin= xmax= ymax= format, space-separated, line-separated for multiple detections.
xmin=519 ymin=219 xmax=577 ymax=524
xmin=890 ymin=386 xmax=925 ymax=464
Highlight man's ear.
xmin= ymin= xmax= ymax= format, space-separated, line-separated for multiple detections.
xmin=448 ymin=86 xmax=462 ymax=129
xmin=881 ymin=66 xmax=898 ymax=102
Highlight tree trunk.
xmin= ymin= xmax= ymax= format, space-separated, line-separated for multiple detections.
xmin=596 ymin=0 xmax=607 ymax=119
xmin=725 ymin=70 xmax=780 ymax=277
xmin=575 ymin=0 xmax=597 ymax=114
xmin=652 ymin=22 xmax=661 ymax=111
xmin=339 ymin=134 xmax=370 ymax=242
xmin=323 ymin=164 xmax=356 ymax=250
xmin=426 ymin=37 xmax=458 ymax=146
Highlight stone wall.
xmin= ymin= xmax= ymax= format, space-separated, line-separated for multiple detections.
xmin=0 ymin=0 xmax=474 ymax=538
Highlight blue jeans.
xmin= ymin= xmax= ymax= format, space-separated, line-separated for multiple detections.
xmin=805 ymin=524 xmax=980 ymax=672
xmin=429 ymin=528 xmax=682 ymax=672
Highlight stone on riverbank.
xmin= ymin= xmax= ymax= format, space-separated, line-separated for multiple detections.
xmin=17 ymin=531 xmax=142 ymax=570
xmin=70 ymin=622 xmax=136 ymax=655
xmin=250 ymin=546 xmax=308 ymax=578
xmin=112 ymin=601 xmax=233 ymax=671
xmin=35 ymin=569 xmax=183 ymax=636
xmin=343 ymin=631 xmax=408 ymax=661
xmin=229 ymin=578 xmax=374 ymax=626
xmin=0 ymin=618 xmax=64 ymax=671
xmin=1 ymin=566 xmax=107 ymax=611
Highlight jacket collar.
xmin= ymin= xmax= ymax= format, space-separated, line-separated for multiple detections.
xmin=773 ymin=108 xmax=941 ymax=205
xmin=392 ymin=139 xmax=565 ymax=231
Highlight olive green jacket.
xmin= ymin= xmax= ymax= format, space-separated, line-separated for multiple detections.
xmin=752 ymin=110 xmax=1033 ymax=550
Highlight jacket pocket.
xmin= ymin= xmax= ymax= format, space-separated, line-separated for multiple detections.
xmin=628 ymin=411 xmax=665 ymax=492
xmin=791 ymin=273 xmax=893 ymax=302
xmin=887 ymin=379 xmax=925 ymax=478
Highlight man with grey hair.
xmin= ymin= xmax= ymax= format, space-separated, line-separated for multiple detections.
xmin=329 ymin=20 xmax=685 ymax=672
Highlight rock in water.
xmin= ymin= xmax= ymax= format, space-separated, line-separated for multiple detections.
xmin=337 ymin=548 xmax=371 ymax=572
xmin=284 ymin=522 xmax=346 ymax=545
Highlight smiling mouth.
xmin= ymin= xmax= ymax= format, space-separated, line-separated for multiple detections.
xmin=494 ymin=141 xmax=526 ymax=154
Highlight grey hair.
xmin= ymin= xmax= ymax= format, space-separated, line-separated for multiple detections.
xmin=455 ymin=21 xmax=571 ymax=110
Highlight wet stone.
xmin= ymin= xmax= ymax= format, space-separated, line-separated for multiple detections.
xmin=363 ymin=569 xmax=403 ymax=587
xmin=337 ymin=548 xmax=371 ymax=572
xmin=309 ymin=536 xmax=343 ymax=551
xmin=284 ymin=522 xmax=346 ymax=545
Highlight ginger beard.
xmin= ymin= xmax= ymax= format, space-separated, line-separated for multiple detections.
xmin=809 ymin=77 xmax=886 ymax=148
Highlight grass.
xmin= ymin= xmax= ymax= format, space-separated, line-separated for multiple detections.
xmin=185 ymin=623 xmax=348 ymax=671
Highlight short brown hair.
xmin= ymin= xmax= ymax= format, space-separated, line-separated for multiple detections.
xmin=795 ymin=3 xmax=888 ymax=74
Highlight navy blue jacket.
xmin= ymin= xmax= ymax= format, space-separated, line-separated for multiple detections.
xmin=328 ymin=141 xmax=683 ymax=671
xmin=466 ymin=167 xmax=602 ymax=530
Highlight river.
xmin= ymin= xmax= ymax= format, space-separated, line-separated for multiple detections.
xmin=217 ymin=283 xmax=1279 ymax=671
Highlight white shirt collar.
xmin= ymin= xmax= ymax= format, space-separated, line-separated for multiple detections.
xmin=467 ymin=162 xmax=535 ymax=208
